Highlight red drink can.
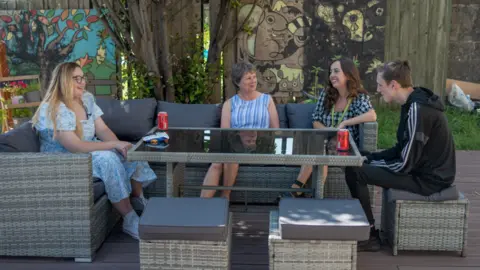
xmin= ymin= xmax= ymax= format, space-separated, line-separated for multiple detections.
xmin=157 ymin=112 xmax=168 ymax=130
xmin=337 ymin=129 xmax=350 ymax=151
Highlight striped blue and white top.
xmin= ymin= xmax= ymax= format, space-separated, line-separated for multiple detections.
xmin=230 ymin=93 xmax=270 ymax=128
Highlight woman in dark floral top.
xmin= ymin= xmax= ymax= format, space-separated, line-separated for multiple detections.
xmin=282 ymin=57 xmax=377 ymax=198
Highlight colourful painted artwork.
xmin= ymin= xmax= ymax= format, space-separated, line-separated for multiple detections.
xmin=237 ymin=0 xmax=386 ymax=103
xmin=0 ymin=9 xmax=116 ymax=96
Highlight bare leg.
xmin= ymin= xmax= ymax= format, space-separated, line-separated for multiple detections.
xmin=291 ymin=165 xmax=328 ymax=195
xmin=129 ymin=179 xmax=149 ymax=212
xmin=201 ymin=163 xmax=223 ymax=198
xmin=130 ymin=179 xmax=143 ymax=197
xmin=112 ymin=198 xmax=134 ymax=217
xmin=322 ymin=165 xmax=328 ymax=185
xmin=221 ymin=163 xmax=239 ymax=200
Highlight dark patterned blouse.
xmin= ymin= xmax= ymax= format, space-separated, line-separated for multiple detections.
xmin=312 ymin=90 xmax=373 ymax=145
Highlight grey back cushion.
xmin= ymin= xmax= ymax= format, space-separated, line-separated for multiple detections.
xmin=285 ymin=103 xmax=316 ymax=128
xmin=0 ymin=122 xmax=40 ymax=152
xmin=96 ymin=97 xmax=157 ymax=141
xmin=276 ymin=104 xmax=288 ymax=128
xmin=157 ymin=101 xmax=221 ymax=127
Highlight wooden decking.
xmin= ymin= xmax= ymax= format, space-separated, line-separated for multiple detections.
xmin=1 ymin=151 xmax=479 ymax=270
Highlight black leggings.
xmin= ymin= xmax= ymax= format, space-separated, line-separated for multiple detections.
xmin=344 ymin=164 xmax=444 ymax=225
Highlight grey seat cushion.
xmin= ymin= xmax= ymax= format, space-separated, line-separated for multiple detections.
xmin=0 ymin=122 xmax=40 ymax=152
xmin=279 ymin=198 xmax=370 ymax=241
xmin=285 ymin=103 xmax=316 ymax=128
xmin=386 ymin=185 xmax=461 ymax=202
xmin=96 ymin=97 xmax=157 ymax=141
xmin=92 ymin=178 xmax=106 ymax=203
xmin=139 ymin=197 xmax=229 ymax=241
xmin=157 ymin=101 xmax=221 ymax=127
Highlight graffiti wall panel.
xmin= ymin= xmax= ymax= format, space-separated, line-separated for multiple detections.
xmin=237 ymin=0 xmax=386 ymax=103
xmin=0 ymin=9 xmax=116 ymax=95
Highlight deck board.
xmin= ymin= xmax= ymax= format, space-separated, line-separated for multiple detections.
xmin=1 ymin=151 xmax=479 ymax=270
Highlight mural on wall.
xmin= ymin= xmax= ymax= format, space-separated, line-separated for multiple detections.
xmin=0 ymin=9 xmax=116 ymax=95
xmin=237 ymin=0 xmax=386 ymax=103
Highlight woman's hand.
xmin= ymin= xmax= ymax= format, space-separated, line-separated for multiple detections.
xmin=327 ymin=137 xmax=337 ymax=152
xmin=312 ymin=121 xmax=326 ymax=129
xmin=337 ymin=121 xmax=348 ymax=129
xmin=113 ymin=141 xmax=133 ymax=158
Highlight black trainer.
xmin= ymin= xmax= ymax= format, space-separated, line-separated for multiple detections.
xmin=358 ymin=229 xmax=381 ymax=252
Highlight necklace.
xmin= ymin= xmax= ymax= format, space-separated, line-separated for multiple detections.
xmin=330 ymin=98 xmax=352 ymax=128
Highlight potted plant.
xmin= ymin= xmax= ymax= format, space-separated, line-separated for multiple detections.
xmin=11 ymin=108 xmax=32 ymax=127
xmin=1 ymin=81 xmax=26 ymax=104
xmin=17 ymin=82 xmax=42 ymax=103
xmin=0 ymin=81 xmax=36 ymax=129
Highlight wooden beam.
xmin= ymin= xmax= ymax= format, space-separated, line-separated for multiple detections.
xmin=31 ymin=0 xmax=46 ymax=9
xmin=0 ymin=75 xmax=40 ymax=82
xmin=4 ymin=102 xmax=41 ymax=109
xmin=87 ymin=79 xmax=117 ymax=85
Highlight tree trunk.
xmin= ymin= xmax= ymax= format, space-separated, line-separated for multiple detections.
xmin=206 ymin=0 xmax=225 ymax=103
xmin=37 ymin=31 xmax=48 ymax=97
xmin=93 ymin=0 xmax=182 ymax=101
xmin=157 ymin=2 xmax=175 ymax=102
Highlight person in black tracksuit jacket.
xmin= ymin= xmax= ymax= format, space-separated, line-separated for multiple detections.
xmin=345 ymin=60 xmax=456 ymax=252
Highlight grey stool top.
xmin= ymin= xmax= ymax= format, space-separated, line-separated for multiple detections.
xmin=279 ymin=198 xmax=370 ymax=241
xmin=386 ymin=185 xmax=461 ymax=202
xmin=139 ymin=197 xmax=229 ymax=241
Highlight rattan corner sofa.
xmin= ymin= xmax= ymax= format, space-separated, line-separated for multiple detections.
xmin=0 ymin=97 xmax=162 ymax=262
xmin=0 ymin=95 xmax=377 ymax=262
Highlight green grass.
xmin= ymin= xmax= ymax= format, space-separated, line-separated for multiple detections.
xmin=375 ymin=104 xmax=480 ymax=150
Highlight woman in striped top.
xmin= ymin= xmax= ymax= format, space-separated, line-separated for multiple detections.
xmin=200 ymin=62 xmax=280 ymax=200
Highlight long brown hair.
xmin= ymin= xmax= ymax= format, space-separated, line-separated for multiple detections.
xmin=324 ymin=57 xmax=367 ymax=111
xmin=32 ymin=62 xmax=83 ymax=138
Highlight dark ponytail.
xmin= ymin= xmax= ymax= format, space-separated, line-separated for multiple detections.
xmin=377 ymin=60 xmax=413 ymax=88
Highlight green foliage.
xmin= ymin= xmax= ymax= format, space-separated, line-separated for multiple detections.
xmin=12 ymin=108 xmax=32 ymax=118
xmin=231 ymin=0 xmax=241 ymax=8
xmin=0 ymin=80 xmax=38 ymax=122
xmin=203 ymin=23 xmax=210 ymax=53
xmin=303 ymin=99 xmax=317 ymax=104
xmin=120 ymin=56 xmax=156 ymax=100
xmin=304 ymin=66 xmax=324 ymax=104
xmin=0 ymin=107 xmax=33 ymax=120
xmin=331 ymin=55 xmax=360 ymax=67
xmin=242 ymin=25 xmax=254 ymax=36
xmin=169 ymin=25 xmax=213 ymax=104
xmin=0 ymin=110 xmax=4 ymax=131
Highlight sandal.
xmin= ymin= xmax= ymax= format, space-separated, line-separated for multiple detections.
xmin=280 ymin=180 xmax=307 ymax=199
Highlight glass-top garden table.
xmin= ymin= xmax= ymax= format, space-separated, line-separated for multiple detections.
xmin=128 ymin=127 xmax=365 ymax=199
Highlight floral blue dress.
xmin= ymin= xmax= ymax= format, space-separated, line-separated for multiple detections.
xmin=34 ymin=91 xmax=157 ymax=203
